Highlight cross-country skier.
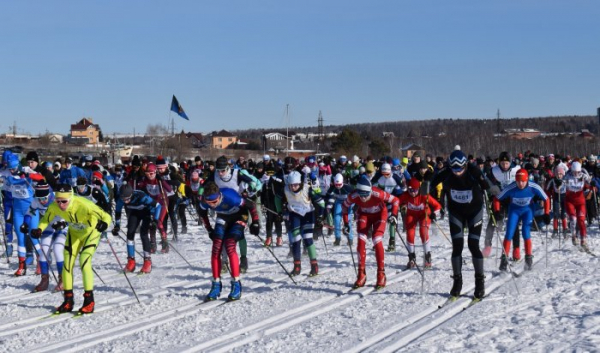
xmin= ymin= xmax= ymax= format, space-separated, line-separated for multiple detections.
xmin=371 ymin=162 xmax=405 ymax=252
xmin=564 ymin=161 xmax=594 ymax=249
xmin=545 ymin=164 xmax=568 ymax=238
xmin=325 ymin=173 xmax=354 ymax=246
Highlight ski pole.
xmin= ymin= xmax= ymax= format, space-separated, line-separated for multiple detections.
xmin=104 ymin=235 xmax=141 ymax=304
xmin=253 ymin=233 xmax=297 ymax=285
xmin=27 ymin=230 xmax=59 ymax=285
xmin=431 ymin=221 xmax=452 ymax=245
xmin=167 ymin=240 xmax=194 ymax=268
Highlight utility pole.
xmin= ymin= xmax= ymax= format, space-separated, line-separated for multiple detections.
xmin=318 ymin=110 xmax=324 ymax=142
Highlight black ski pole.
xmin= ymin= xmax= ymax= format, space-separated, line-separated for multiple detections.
xmin=254 ymin=233 xmax=297 ymax=285
xmin=167 ymin=241 xmax=194 ymax=268
xmin=27 ymin=230 xmax=58 ymax=285
xmin=105 ymin=236 xmax=141 ymax=304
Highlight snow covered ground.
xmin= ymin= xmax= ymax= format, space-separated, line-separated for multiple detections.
xmin=1 ymin=211 xmax=599 ymax=352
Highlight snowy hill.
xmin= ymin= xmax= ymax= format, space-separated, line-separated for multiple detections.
xmin=1 ymin=212 xmax=599 ymax=352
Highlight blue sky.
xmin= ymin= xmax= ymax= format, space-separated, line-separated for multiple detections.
xmin=1 ymin=1 xmax=598 ymax=136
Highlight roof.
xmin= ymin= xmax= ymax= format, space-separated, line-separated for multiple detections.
xmin=70 ymin=118 xmax=99 ymax=131
xmin=211 ymin=130 xmax=235 ymax=137
xmin=401 ymin=143 xmax=425 ymax=151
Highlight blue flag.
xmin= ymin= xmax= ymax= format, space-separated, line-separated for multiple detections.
xmin=171 ymin=95 xmax=189 ymax=120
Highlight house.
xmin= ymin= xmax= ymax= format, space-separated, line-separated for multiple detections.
xmin=504 ymin=128 xmax=541 ymax=140
xmin=69 ymin=118 xmax=101 ymax=144
xmin=185 ymin=132 xmax=206 ymax=148
xmin=581 ymin=129 xmax=595 ymax=139
xmin=210 ymin=130 xmax=237 ymax=149
xmin=401 ymin=143 xmax=426 ymax=160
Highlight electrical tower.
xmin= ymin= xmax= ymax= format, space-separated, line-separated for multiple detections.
xmin=496 ymin=109 xmax=501 ymax=134
xmin=318 ymin=110 xmax=324 ymax=141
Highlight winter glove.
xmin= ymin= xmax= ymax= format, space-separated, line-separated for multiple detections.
xmin=250 ymin=221 xmax=260 ymax=236
xmin=315 ymin=215 xmax=324 ymax=228
xmin=555 ymin=179 xmax=563 ymax=187
xmin=343 ymin=222 xmax=350 ymax=235
xmin=388 ymin=215 xmax=398 ymax=226
xmin=52 ymin=220 xmax=67 ymax=231
xmin=19 ymin=223 xmax=29 ymax=235
xmin=96 ymin=220 xmax=109 ymax=232
xmin=31 ymin=228 xmax=42 ymax=239
xmin=112 ymin=225 xmax=120 ymax=236
xmin=543 ymin=213 xmax=551 ymax=225
xmin=429 ymin=212 xmax=437 ymax=222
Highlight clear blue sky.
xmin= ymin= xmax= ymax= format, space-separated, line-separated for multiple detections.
xmin=1 ymin=1 xmax=598 ymax=136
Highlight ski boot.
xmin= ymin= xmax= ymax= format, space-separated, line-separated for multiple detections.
xmin=333 ymin=238 xmax=341 ymax=246
xmin=14 ymin=257 xmax=26 ymax=276
xmin=450 ymin=274 xmax=462 ymax=297
xmin=474 ymin=274 xmax=485 ymax=299
xmin=386 ymin=238 xmax=396 ymax=252
xmin=204 ymin=280 xmax=222 ymax=302
xmin=375 ymin=269 xmax=386 ymax=290
xmin=424 ymin=252 xmax=432 ymax=269
xmin=55 ymin=290 xmax=75 ymax=314
xmin=524 ymin=255 xmax=533 ymax=271
xmin=125 ymin=257 xmax=136 ymax=272
xmin=406 ymin=253 xmax=417 ymax=269
xmin=161 ymin=239 xmax=170 ymax=253
xmin=264 ymin=237 xmax=272 ymax=247
xmin=240 ymin=256 xmax=248 ymax=274
xmin=79 ymin=291 xmax=95 ymax=314
xmin=34 ymin=274 xmax=50 ymax=292
xmin=309 ymin=260 xmax=319 ymax=277
xmin=140 ymin=257 xmax=152 ymax=274
xmin=482 ymin=246 xmax=492 ymax=258
xmin=353 ymin=267 xmax=367 ymax=289
xmin=228 ymin=280 xmax=242 ymax=301
xmin=276 ymin=236 xmax=283 ymax=247
xmin=499 ymin=254 xmax=508 ymax=272
xmin=572 ymin=236 xmax=579 ymax=246
xmin=291 ymin=260 xmax=301 ymax=276
xmin=512 ymin=247 xmax=521 ymax=262
xmin=54 ymin=275 xmax=63 ymax=292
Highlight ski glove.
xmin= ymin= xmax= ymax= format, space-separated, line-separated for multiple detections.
xmin=429 ymin=212 xmax=436 ymax=222
xmin=31 ymin=228 xmax=42 ymax=239
xmin=112 ymin=226 xmax=120 ymax=236
xmin=52 ymin=220 xmax=67 ymax=231
xmin=343 ymin=222 xmax=350 ymax=235
xmin=96 ymin=220 xmax=109 ymax=232
xmin=543 ymin=213 xmax=551 ymax=225
xmin=388 ymin=216 xmax=398 ymax=226
xmin=250 ymin=221 xmax=260 ymax=236
xmin=315 ymin=215 xmax=324 ymax=228
xmin=20 ymin=223 xmax=29 ymax=235
xmin=554 ymin=179 xmax=562 ymax=187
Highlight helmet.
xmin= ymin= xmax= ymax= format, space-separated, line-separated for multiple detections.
xmin=407 ymin=177 xmax=420 ymax=192
xmin=120 ymin=184 xmax=134 ymax=199
xmin=381 ymin=163 xmax=391 ymax=175
xmin=215 ymin=156 xmax=228 ymax=170
xmin=287 ymin=171 xmax=302 ymax=185
xmin=515 ymin=169 xmax=529 ymax=182
xmin=571 ymin=161 xmax=582 ymax=172
xmin=448 ymin=150 xmax=467 ymax=172
xmin=356 ymin=175 xmax=372 ymax=197
xmin=333 ymin=173 xmax=344 ymax=188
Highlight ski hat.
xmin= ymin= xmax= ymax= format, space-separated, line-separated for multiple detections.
xmin=92 ymin=171 xmax=103 ymax=180
xmin=155 ymin=157 xmax=167 ymax=167
xmin=571 ymin=161 xmax=582 ymax=172
xmin=26 ymin=151 xmax=39 ymax=163
xmin=419 ymin=160 xmax=429 ymax=169
xmin=7 ymin=154 xmax=19 ymax=169
xmin=132 ymin=155 xmax=141 ymax=167
xmin=365 ymin=161 xmax=375 ymax=173
xmin=407 ymin=177 xmax=420 ymax=192
xmin=498 ymin=151 xmax=511 ymax=163
xmin=65 ymin=157 xmax=73 ymax=163
xmin=76 ymin=176 xmax=88 ymax=186
xmin=454 ymin=145 xmax=461 ymax=151
xmin=146 ymin=163 xmax=157 ymax=173
xmin=589 ymin=154 xmax=597 ymax=162
xmin=54 ymin=184 xmax=73 ymax=199
xmin=333 ymin=173 xmax=344 ymax=187
xmin=287 ymin=171 xmax=302 ymax=185
xmin=381 ymin=163 xmax=391 ymax=175
xmin=120 ymin=184 xmax=134 ymax=200
xmin=115 ymin=159 xmax=123 ymax=166
xmin=401 ymin=157 xmax=409 ymax=167
xmin=352 ymin=155 xmax=360 ymax=163
xmin=195 ymin=156 xmax=202 ymax=162
xmin=2 ymin=150 xmax=12 ymax=165
xmin=356 ymin=175 xmax=372 ymax=197
xmin=215 ymin=156 xmax=228 ymax=170
xmin=339 ymin=155 xmax=347 ymax=163
xmin=34 ymin=180 xmax=51 ymax=198
xmin=392 ymin=158 xmax=401 ymax=167
xmin=54 ymin=161 xmax=61 ymax=168
xmin=516 ymin=168 xmax=529 ymax=182
xmin=448 ymin=150 xmax=467 ymax=172
xmin=263 ymin=154 xmax=270 ymax=161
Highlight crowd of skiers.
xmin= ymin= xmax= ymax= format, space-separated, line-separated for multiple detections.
xmin=0 ymin=147 xmax=598 ymax=314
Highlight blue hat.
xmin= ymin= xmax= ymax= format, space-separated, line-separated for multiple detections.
xmin=356 ymin=175 xmax=372 ymax=197
xmin=448 ymin=150 xmax=467 ymax=172
xmin=7 ymin=154 xmax=20 ymax=169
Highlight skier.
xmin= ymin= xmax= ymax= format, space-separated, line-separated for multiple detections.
xmin=21 ymin=181 xmax=67 ymax=291
xmin=283 ymin=170 xmax=325 ymax=276
xmin=199 ymin=182 xmax=260 ymax=302
xmin=496 ymin=169 xmax=550 ymax=271
xmin=564 ymin=161 xmax=594 ymax=248
xmin=483 ymin=151 xmax=522 ymax=259
xmin=137 ymin=163 xmax=172 ymax=253
xmin=545 ymin=164 xmax=568 ymax=238
xmin=397 ymin=177 xmax=442 ymax=269
xmin=342 ymin=175 xmax=399 ymax=289
xmin=372 ymin=162 xmax=405 ymax=252
xmin=58 ymin=157 xmax=87 ymax=187
xmin=32 ymin=184 xmax=112 ymax=314
xmin=325 ymin=173 xmax=354 ymax=246
xmin=113 ymin=184 xmax=162 ymax=274
xmin=430 ymin=150 xmax=490 ymax=300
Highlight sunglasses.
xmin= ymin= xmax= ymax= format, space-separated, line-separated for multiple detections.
xmin=36 ymin=196 xmax=50 ymax=203
xmin=56 ymin=199 xmax=70 ymax=204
